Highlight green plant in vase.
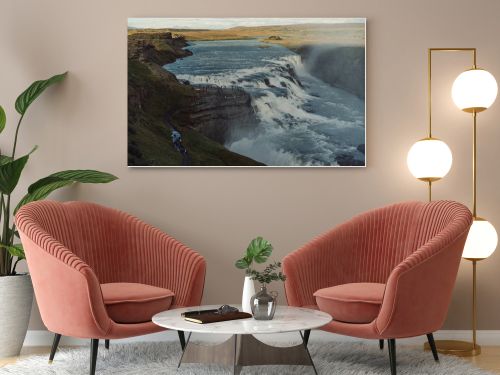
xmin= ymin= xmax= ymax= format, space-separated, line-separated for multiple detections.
xmin=235 ymin=236 xmax=273 ymax=313
xmin=248 ymin=261 xmax=286 ymax=285
xmin=235 ymin=237 xmax=286 ymax=319
xmin=0 ymin=72 xmax=117 ymax=357
xmin=249 ymin=261 xmax=286 ymax=320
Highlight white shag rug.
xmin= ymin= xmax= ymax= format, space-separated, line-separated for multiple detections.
xmin=0 ymin=341 xmax=494 ymax=374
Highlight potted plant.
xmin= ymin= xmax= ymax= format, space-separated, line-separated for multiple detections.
xmin=235 ymin=237 xmax=273 ymax=312
xmin=235 ymin=237 xmax=286 ymax=317
xmin=0 ymin=72 xmax=117 ymax=358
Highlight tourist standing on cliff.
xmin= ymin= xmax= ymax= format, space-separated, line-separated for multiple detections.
xmin=171 ymin=129 xmax=186 ymax=154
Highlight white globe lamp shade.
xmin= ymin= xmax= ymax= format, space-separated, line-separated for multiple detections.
xmin=462 ymin=218 xmax=498 ymax=259
xmin=452 ymin=69 xmax=498 ymax=113
xmin=407 ymin=138 xmax=453 ymax=181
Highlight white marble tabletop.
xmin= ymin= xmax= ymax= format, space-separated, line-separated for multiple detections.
xmin=152 ymin=305 xmax=332 ymax=335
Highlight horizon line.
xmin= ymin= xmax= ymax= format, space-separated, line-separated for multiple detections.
xmin=127 ymin=18 xmax=366 ymax=30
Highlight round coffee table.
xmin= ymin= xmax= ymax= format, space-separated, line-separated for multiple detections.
xmin=153 ymin=305 xmax=332 ymax=374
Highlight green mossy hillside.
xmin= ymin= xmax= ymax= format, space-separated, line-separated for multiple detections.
xmin=127 ymin=34 xmax=263 ymax=166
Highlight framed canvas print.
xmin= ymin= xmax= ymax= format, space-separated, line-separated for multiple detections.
xmin=128 ymin=18 xmax=366 ymax=167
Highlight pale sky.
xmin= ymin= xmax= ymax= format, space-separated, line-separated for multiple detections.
xmin=128 ymin=18 xmax=366 ymax=30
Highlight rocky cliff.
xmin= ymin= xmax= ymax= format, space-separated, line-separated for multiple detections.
xmin=128 ymin=32 xmax=193 ymax=64
xmin=187 ymin=86 xmax=258 ymax=144
xmin=127 ymin=31 xmax=263 ymax=166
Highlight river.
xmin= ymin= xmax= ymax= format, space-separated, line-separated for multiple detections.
xmin=165 ymin=39 xmax=365 ymax=166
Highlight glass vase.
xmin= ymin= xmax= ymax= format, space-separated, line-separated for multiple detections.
xmin=250 ymin=285 xmax=278 ymax=320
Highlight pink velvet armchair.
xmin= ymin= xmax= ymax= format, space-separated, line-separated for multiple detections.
xmin=283 ymin=200 xmax=472 ymax=375
xmin=16 ymin=200 xmax=206 ymax=375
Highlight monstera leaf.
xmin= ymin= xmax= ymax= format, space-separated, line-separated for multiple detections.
xmin=15 ymin=72 xmax=67 ymax=115
xmin=235 ymin=236 xmax=274 ymax=270
xmin=246 ymin=236 xmax=273 ymax=263
xmin=15 ymin=169 xmax=118 ymax=213
xmin=235 ymin=258 xmax=251 ymax=269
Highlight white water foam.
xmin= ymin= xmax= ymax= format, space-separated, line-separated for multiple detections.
xmin=175 ymin=49 xmax=364 ymax=166
xmin=177 ymin=55 xmax=330 ymax=126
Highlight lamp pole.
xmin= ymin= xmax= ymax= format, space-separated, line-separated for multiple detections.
xmin=423 ymin=47 xmax=484 ymax=357
xmin=462 ymin=108 xmax=485 ymax=355
xmin=424 ymin=48 xmax=476 ymax=203
xmin=469 ymin=108 xmax=479 ymax=352
xmin=472 ymin=111 xmax=477 ymax=218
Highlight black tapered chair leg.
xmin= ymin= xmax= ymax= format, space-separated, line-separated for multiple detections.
xmin=379 ymin=339 xmax=384 ymax=350
xmin=426 ymin=333 xmax=439 ymax=362
xmin=48 ymin=333 xmax=62 ymax=363
xmin=303 ymin=329 xmax=311 ymax=347
xmin=388 ymin=339 xmax=396 ymax=375
xmin=90 ymin=339 xmax=99 ymax=375
xmin=105 ymin=339 xmax=110 ymax=350
xmin=177 ymin=330 xmax=186 ymax=350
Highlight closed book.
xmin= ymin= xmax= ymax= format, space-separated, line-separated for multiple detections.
xmin=183 ymin=311 xmax=252 ymax=324
xmin=181 ymin=309 xmax=218 ymax=317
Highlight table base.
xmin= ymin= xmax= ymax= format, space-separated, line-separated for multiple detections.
xmin=178 ymin=331 xmax=317 ymax=374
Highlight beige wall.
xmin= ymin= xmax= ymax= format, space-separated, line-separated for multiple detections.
xmin=1 ymin=0 xmax=500 ymax=331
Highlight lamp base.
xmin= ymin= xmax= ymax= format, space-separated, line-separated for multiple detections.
xmin=424 ymin=340 xmax=481 ymax=357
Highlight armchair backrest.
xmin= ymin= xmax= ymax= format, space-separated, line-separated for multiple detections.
xmin=341 ymin=201 xmax=422 ymax=284
xmin=283 ymin=200 xmax=472 ymax=308
xmin=345 ymin=200 xmax=469 ymax=284
xmin=16 ymin=200 xmax=132 ymax=283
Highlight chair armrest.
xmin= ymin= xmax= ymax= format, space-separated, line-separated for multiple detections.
xmin=375 ymin=227 xmax=470 ymax=338
xmin=283 ymin=220 xmax=358 ymax=307
xmin=126 ymin=219 xmax=206 ymax=307
xmin=18 ymin=231 xmax=111 ymax=339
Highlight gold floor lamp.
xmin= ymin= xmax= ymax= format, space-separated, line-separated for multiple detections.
xmin=407 ymin=48 xmax=498 ymax=356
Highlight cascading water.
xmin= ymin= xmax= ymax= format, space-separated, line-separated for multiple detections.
xmin=166 ymin=39 xmax=365 ymax=166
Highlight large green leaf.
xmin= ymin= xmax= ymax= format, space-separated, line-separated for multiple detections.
xmin=246 ymin=237 xmax=273 ymax=264
xmin=28 ymin=169 xmax=117 ymax=193
xmin=0 ymin=105 xmax=5 ymax=134
xmin=0 ymin=244 xmax=25 ymax=260
xmin=235 ymin=258 xmax=250 ymax=269
xmin=16 ymin=180 xmax=73 ymax=211
xmin=14 ymin=169 xmax=118 ymax=213
xmin=0 ymin=155 xmax=13 ymax=166
xmin=0 ymin=150 xmax=34 ymax=194
xmin=15 ymin=72 xmax=67 ymax=115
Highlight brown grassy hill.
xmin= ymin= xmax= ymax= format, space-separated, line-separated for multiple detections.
xmin=128 ymin=22 xmax=365 ymax=48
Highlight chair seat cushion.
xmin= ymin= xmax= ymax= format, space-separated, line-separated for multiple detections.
xmin=101 ymin=283 xmax=174 ymax=324
xmin=313 ymin=283 xmax=385 ymax=324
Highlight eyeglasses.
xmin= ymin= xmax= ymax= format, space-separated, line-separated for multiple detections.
xmin=216 ymin=305 xmax=239 ymax=315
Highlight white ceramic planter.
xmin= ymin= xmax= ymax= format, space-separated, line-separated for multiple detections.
xmin=0 ymin=274 xmax=33 ymax=358
xmin=241 ymin=276 xmax=255 ymax=313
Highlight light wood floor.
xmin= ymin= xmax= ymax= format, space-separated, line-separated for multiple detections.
xmin=465 ymin=346 xmax=500 ymax=373
xmin=2 ymin=345 xmax=500 ymax=372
